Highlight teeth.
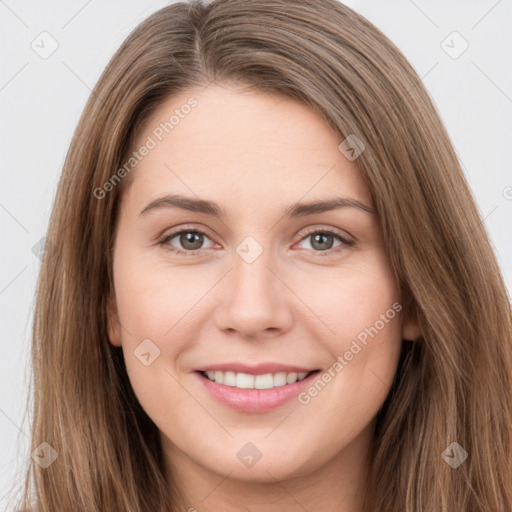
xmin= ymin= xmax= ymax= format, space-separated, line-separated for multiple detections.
xmin=203 ymin=370 xmax=310 ymax=389
xmin=236 ymin=373 xmax=254 ymax=389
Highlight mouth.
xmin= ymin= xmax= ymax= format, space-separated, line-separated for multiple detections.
xmin=194 ymin=369 xmax=322 ymax=413
xmin=197 ymin=369 xmax=320 ymax=389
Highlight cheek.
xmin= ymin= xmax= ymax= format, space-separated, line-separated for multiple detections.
xmin=297 ymin=252 xmax=403 ymax=413
xmin=112 ymin=259 xmax=199 ymax=418
xmin=113 ymin=253 xmax=205 ymax=337
xmin=294 ymin=252 xmax=400 ymax=351
xmin=294 ymin=261 xmax=402 ymax=434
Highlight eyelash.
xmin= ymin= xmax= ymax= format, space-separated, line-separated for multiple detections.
xmin=158 ymin=225 xmax=354 ymax=257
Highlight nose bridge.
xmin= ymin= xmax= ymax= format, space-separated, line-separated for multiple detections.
xmin=215 ymin=234 xmax=292 ymax=336
xmin=231 ymin=235 xmax=279 ymax=309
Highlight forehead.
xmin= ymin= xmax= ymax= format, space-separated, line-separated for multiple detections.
xmin=124 ymin=83 xmax=372 ymax=213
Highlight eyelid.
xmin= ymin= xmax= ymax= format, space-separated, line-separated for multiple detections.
xmin=157 ymin=223 xmax=216 ymax=243
xmin=297 ymin=224 xmax=354 ymax=244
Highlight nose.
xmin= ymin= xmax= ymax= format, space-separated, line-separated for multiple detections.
xmin=214 ymin=244 xmax=294 ymax=339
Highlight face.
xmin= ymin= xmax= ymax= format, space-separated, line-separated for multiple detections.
xmin=107 ymin=82 xmax=420 ymax=488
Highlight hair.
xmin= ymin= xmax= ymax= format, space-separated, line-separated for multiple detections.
xmin=11 ymin=0 xmax=512 ymax=510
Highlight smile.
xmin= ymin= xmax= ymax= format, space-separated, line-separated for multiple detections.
xmin=195 ymin=369 xmax=321 ymax=413
xmin=201 ymin=370 xmax=311 ymax=389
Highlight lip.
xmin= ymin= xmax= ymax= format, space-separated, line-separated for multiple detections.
xmin=195 ymin=362 xmax=317 ymax=375
xmin=195 ymin=369 xmax=321 ymax=413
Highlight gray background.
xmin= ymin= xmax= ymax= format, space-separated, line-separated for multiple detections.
xmin=1 ymin=0 xmax=511 ymax=506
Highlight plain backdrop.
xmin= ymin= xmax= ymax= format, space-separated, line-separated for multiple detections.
xmin=1 ymin=0 xmax=511 ymax=507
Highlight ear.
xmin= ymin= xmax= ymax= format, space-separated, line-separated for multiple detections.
xmin=401 ymin=312 xmax=421 ymax=341
xmin=106 ymin=294 xmax=122 ymax=347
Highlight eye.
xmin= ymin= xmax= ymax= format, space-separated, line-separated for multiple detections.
xmin=295 ymin=228 xmax=354 ymax=255
xmin=158 ymin=227 xmax=216 ymax=256
xmin=158 ymin=226 xmax=354 ymax=256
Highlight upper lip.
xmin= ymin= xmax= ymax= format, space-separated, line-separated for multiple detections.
xmin=195 ymin=362 xmax=319 ymax=375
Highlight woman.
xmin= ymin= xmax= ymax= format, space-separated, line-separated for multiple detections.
xmin=16 ymin=0 xmax=512 ymax=510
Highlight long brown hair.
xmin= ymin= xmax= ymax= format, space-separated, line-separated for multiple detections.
xmin=14 ymin=0 xmax=512 ymax=510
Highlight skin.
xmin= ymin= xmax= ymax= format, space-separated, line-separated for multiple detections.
xmin=107 ymin=82 xmax=421 ymax=512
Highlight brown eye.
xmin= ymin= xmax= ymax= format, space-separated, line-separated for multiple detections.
xmin=296 ymin=228 xmax=354 ymax=254
xmin=310 ymin=232 xmax=335 ymax=251
xmin=177 ymin=231 xmax=204 ymax=250
xmin=159 ymin=229 xmax=214 ymax=255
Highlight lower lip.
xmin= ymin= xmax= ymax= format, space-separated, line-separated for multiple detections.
xmin=195 ymin=371 xmax=320 ymax=413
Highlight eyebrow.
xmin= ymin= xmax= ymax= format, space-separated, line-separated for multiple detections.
xmin=139 ymin=194 xmax=376 ymax=218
